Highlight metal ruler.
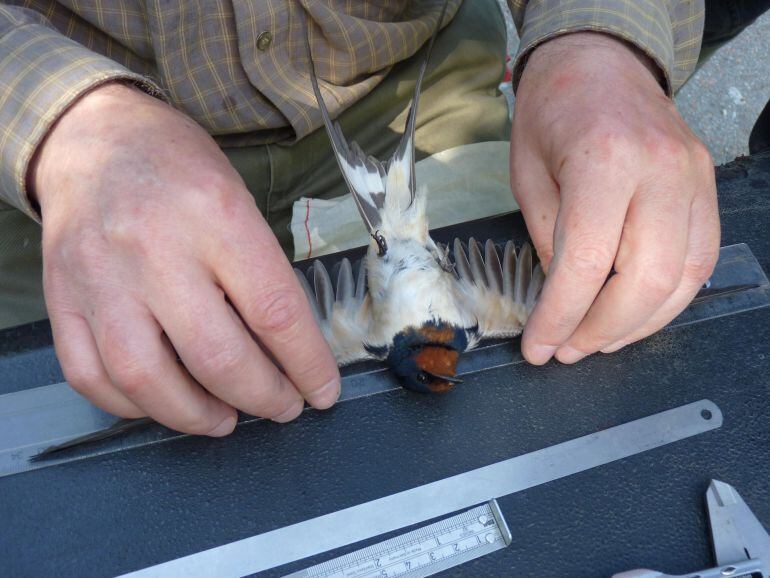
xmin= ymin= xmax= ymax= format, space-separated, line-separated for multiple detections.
xmin=284 ymin=500 xmax=511 ymax=578
xmin=118 ymin=399 xmax=722 ymax=578
xmin=0 ymin=243 xmax=766 ymax=478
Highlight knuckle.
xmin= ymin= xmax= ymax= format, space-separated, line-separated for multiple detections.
xmin=64 ymin=364 xmax=104 ymax=394
xmin=585 ymin=332 xmax=616 ymax=350
xmin=560 ymin=242 xmax=615 ymax=282
xmin=639 ymin=127 xmax=697 ymax=172
xmin=583 ymin=123 xmax=636 ymax=166
xmin=101 ymin=333 xmax=156 ymax=398
xmin=248 ymin=286 xmax=305 ymax=334
xmin=263 ymin=372 xmax=293 ymax=416
xmin=684 ymin=247 xmax=719 ymax=284
xmin=112 ymin=358 xmax=154 ymax=398
xmin=175 ymin=407 xmax=218 ymax=436
xmin=650 ymin=136 xmax=690 ymax=167
xmin=102 ymin=201 xmax=164 ymax=254
xmin=244 ymin=370 xmax=291 ymax=418
xmin=50 ymin=232 xmax=104 ymax=275
xmin=692 ymin=141 xmax=714 ymax=168
xmin=573 ymin=326 xmax=617 ymax=349
xmin=290 ymin=348 xmax=335 ymax=386
xmin=196 ymin=170 xmax=232 ymax=199
xmin=195 ymin=337 xmax=248 ymax=381
xmin=196 ymin=176 xmax=256 ymax=224
xmin=636 ymin=261 xmax=680 ymax=301
xmin=545 ymin=311 xmax=582 ymax=337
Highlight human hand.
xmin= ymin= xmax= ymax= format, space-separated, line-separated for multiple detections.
xmin=510 ymin=32 xmax=720 ymax=365
xmin=32 ymin=82 xmax=340 ymax=435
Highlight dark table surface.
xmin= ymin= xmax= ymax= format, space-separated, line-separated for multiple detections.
xmin=1 ymin=153 xmax=769 ymax=578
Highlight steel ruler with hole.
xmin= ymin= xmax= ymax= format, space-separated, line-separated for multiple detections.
xmin=117 ymin=399 xmax=723 ymax=578
xmin=0 ymin=243 xmax=767 ymax=478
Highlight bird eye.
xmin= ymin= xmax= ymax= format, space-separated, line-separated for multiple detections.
xmin=416 ymin=372 xmax=430 ymax=384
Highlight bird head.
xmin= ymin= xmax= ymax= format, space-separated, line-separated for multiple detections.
xmin=386 ymin=321 xmax=469 ymax=393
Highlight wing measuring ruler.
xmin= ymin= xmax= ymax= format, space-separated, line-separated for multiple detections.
xmin=0 ymin=242 xmax=766 ymax=478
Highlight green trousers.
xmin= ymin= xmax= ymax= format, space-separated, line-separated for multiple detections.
xmin=0 ymin=0 xmax=509 ymax=330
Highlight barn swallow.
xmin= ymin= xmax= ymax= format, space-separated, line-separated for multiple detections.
xmin=301 ymin=0 xmax=544 ymax=393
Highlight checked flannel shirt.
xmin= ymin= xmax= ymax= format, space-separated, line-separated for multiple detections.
xmin=0 ymin=0 xmax=704 ymax=219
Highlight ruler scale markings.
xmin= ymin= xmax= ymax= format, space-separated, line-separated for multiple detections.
xmin=286 ymin=502 xmax=510 ymax=578
xmin=118 ymin=399 xmax=722 ymax=578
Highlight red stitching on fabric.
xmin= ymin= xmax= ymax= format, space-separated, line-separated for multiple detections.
xmin=304 ymin=198 xmax=313 ymax=259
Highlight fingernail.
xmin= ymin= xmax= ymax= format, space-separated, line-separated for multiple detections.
xmin=307 ymin=378 xmax=341 ymax=410
xmin=555 ymin=345 xmax=588 ymax=364
xmin=272 ymin=398 xmax=305 ymax=423
xmin=525 ymin=344 xmax=558 ymax=365
xmin=208 ymin=415 xmax=237 ymax=437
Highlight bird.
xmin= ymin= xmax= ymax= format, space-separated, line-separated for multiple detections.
xmin=300 ymin=0 xmax=544 ymax=394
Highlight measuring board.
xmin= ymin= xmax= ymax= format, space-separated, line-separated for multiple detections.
xmin=285 ymin=500 xmax=511 ymax=578
xmin=117 ymin=399 xmax=722 ymax=578
xmin=0 ymin=243 xmax=765 ymax=478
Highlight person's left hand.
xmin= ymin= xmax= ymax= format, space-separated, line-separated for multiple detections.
xmin=510 ymin=32 xmax=721 ymax=365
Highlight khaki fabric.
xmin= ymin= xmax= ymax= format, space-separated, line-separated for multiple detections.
xmin=0 ymin=0 xmax=509 ymax=331
xmin=264 ymin=0 xmax=510 ymax=251
xmin=0 ymin=205 xmax=47 ymax=329
xmin=290 ymin=141 xmax=519 ymax=260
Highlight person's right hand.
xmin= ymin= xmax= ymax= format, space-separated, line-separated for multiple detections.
xmin=31 ymin=82 xmax=341 ymax=436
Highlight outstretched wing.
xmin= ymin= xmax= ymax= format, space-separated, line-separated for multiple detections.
xmin=295 ymin=258 xmax=382 ymax=366
xmin=306 ymin=0 xmax=451 ymax=231
xmin=452 ymin=238 xmax=544 ymax=341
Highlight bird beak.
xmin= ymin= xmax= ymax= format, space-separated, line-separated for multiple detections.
xmin=425 ymin=371 xmax=463 ymax=384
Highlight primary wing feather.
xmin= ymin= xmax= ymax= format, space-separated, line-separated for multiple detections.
xmin=453 ymin=238 xmax=544 ymax=340
xmin=295 ymin=259 xmax=380 ymax=366
xmin=31 ymin=417 xmax=155 ymax=460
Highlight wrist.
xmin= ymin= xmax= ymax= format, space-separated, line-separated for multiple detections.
xmin=522 ymin=32 xmax=666 ymax=95
xmin=29 ymin=81 xmax=154 ymax=211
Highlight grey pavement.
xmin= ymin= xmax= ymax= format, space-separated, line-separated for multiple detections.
xmin=677 ymin=12 xmax=770 ymax=164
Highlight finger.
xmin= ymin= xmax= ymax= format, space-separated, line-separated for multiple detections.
xmin=601 ymin=179 xmax=720 ymax=352
xmin=554 ymin=183 xmax=691 ymax=363
xmin=213 ymin=209 xmax=341 ymax=410
xmin=510 ymin=145 xmax=560 ymax=272
xmin=151 ymin=269 xmax=306 ymax=423
xmin=50 ymin=308 xmax=145 ymax=418
xmin=91 ymin=295 xmax=237 ymax=436
xmin=521 ymin=163 xmax=633 ymax=365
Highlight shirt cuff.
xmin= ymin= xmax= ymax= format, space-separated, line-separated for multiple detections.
xmin=511 ymin=0 xmax=679 ymax=97
xmin=0 ymin=21 xmax=163 ymax=222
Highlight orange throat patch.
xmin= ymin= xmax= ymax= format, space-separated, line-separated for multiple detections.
xmin=414 ymin=346 xmax=460 ymax=393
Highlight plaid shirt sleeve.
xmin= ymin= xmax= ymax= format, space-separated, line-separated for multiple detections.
xmin=0 ymin=1 xmax=460 ymax=220
xmin=0 ymin=7 xmax=162 ymax=220
xmin=508 ymin=0 xmax=705 ymax=96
